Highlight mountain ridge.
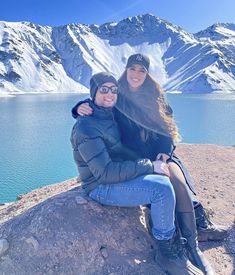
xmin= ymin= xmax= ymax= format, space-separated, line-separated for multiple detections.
xmin=0 ymin=14 xmax=235 ymax=94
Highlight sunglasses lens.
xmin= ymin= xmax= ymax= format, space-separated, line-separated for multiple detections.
xmin=99 ymin=86 xmax=109 ymax=93
xmin=100 ymin=86 xmax=118 ymax=94
xmin=110 ymin=87 xmax=118 ymax=94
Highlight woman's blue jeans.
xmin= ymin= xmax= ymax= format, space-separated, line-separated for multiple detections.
xmin=89 ymin=174 xmax=176 ymax=240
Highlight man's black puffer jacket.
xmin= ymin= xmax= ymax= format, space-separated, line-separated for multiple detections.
xmin=70 ymin=101 xmax=154 ymax=194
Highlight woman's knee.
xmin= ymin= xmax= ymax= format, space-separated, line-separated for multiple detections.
xmin=168 ymin=162 xmax=189 ymax=190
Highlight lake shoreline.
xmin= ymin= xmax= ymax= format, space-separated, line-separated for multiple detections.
xmin=1 ymin=143 xmax=235 ymax=205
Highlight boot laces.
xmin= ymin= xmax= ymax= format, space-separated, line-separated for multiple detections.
xmin=159 ymin=236 xmax=188 ymax=259
xmin=196 ymin=207 xmax=213 ymax=228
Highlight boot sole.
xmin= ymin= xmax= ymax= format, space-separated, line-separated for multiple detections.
xmin=155 ymin=255 xmax=204 ymax=275
xmin=198 ymin=229 xmax=229 ymax=242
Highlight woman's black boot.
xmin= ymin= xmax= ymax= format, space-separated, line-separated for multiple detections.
xmin=177 ymin=212 xmax=215 ymax=275
xmin=155 ymin=233 xmax=203 ymax=275
xmin=194 ymin=202 xmax=228 ymax=242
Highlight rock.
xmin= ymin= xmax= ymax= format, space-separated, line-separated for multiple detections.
xmin=16 ymin=194 xmax=23 ymax=201
xmin=0 ymin=188 xmax=161 ymax=274
xmin=75 ymin=195 xmax=88 ymax=205
xmin=25 ymin=236 xmax=39 ymax=250
xmin=0 ymin=239 xmax=9 ymax=257
xmin=100 ymin=245 xmax=109 ymax=259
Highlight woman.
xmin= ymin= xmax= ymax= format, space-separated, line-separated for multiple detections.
xmin=73 ymin=54 xmax=228 ymax=243
xmin=70 ymin=72 xmax=203 ymax=275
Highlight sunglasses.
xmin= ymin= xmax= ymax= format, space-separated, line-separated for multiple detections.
xmin=99 ymin=85 xmax=118 ymax=94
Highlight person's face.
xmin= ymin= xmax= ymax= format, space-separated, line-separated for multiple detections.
xmin=127 ymin=64 xmax=148 ymax=91
xmin=95 ymin=82 xmax=118 ymax=108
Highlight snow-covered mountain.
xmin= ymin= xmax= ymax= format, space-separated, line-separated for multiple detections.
xmin=0 ymin=14 xmax=235 ymax=94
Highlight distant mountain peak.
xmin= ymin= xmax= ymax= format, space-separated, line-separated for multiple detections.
xmin=195 ymin=22 xmax=235 ymax=40
xmin=0 ymin=15 xmax=235 ymax=94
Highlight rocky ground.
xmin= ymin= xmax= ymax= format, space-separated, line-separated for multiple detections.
xmin=0 ymin=144 xmax=234 ymax=274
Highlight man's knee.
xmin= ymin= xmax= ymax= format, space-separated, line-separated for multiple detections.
xmin=150 ymin=176 xmax=176 ymax=203
xmin=160 ymin=177 xmax=175 ymax=200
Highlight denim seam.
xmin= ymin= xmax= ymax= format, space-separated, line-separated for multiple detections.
xmin=100 ymin=185 xmax=160 ymax=205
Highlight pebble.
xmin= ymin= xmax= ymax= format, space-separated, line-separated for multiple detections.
xmin=16 ymin=194 xmax=23 ymax=201
xmin=100 ymin=246 xmax=108 ymax=259
xmin=134 ymin=259 xmax=141 ymax=265
xmin=75 ymin=196 xmax=88 ymax=205
xmin=26 ymin=236 xmax=39 ymax=250
xmin=0 ymin=239 xmax=9 ymax=257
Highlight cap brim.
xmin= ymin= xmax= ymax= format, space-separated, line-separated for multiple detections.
xmin=126 ymin=62 xmax=148 ymax=71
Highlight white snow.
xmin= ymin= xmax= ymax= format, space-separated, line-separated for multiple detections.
xmin=0 ymin=15 xmax=234 ymax=94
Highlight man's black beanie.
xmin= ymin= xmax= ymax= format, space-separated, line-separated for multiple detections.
xmin=90 ymin=72 xmax=118 ymax=100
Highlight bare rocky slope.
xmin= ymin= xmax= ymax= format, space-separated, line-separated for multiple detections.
xmin=0 ymin=144 xmax=234 ymax=275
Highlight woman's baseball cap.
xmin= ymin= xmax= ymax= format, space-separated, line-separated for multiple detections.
xmin=126 ymin=54 xmax=150 ymax=71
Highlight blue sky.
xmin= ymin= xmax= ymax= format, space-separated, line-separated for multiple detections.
xmin=1 ymin=0 xmax=235 ymax=33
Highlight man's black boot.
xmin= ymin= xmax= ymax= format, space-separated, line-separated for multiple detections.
xmin=155 ymin=233 xmax=203 ymax=275
xmin=177 ymin=212 xmax=215 ymax=275
xmin=194 ymin=202 xmax=228 ymax=242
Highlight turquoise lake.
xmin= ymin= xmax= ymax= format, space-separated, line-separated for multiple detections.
xmin=0 ymin=93 xmax=235 ymax=203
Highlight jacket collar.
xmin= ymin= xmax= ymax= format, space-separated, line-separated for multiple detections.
xmin=89 ymin=100 xmax=114 ymax=120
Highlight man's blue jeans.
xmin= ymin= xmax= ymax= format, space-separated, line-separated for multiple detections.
xmin=89 ymin=174 xmax=176 ymax=240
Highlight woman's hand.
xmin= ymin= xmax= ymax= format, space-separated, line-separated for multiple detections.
xmin=152 ymin=160 xmax=170 ymax=177
xmin=77 ymin=103 xmax=93 ymax=116
xmin=156 ymin=153 xmax=170 ymax=163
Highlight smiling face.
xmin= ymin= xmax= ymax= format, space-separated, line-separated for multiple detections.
xmin=127 ymin=64 xmax=148 ymax=91
xmin=94 ymin=82 xmax=118 ymax=108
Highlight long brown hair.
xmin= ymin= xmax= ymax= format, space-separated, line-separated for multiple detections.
xmin=119 ymin=70 xmax=180 ymax=142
